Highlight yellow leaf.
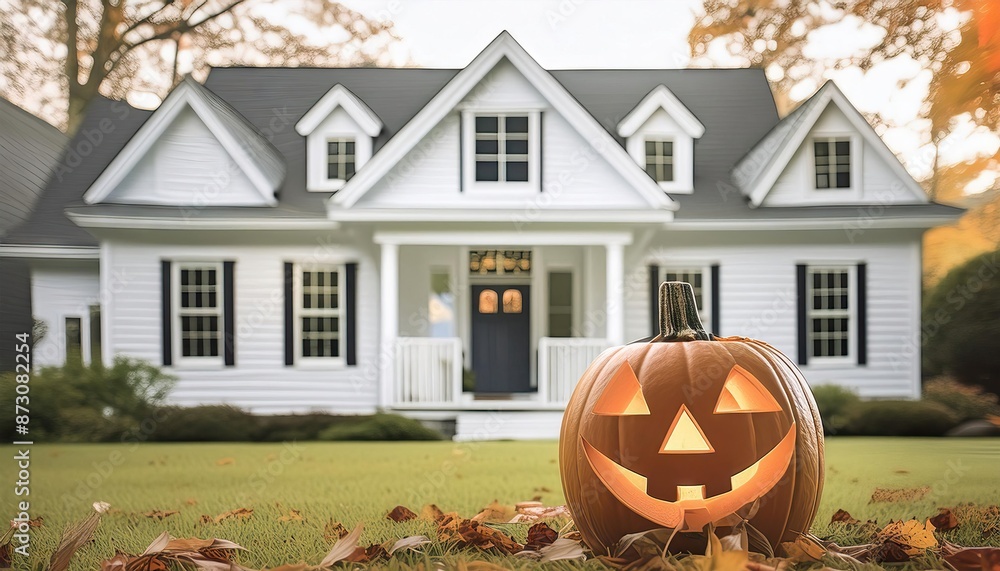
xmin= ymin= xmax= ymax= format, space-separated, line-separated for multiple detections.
xmin=878 ymin=519 xmax=938 ymax=556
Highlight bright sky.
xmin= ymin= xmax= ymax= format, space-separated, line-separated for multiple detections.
xmin=335 ymin=0 xmax=998 ymax=192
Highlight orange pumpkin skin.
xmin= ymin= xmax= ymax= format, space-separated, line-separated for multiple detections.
xmin=559 ymin=283 xmax=824 ymax=555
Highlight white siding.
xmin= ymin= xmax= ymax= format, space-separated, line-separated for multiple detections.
xmin=355 ymin=59 xmax=650 ymax=210
xmin=764 ymin=103 xmax=925 ymax=206
xmin=102 ymin=235 xmax=380 ymax=414
xmin=30 ymin=261 xmax=100 ymax=367
xmin=625 ymin=229 xmax=922 ymax=398
xmin=107 ymin=106 xmax=270 ymax=206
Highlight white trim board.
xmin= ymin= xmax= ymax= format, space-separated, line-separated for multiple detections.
xmin=295 ymin=84 xmax=383 ymax=137
xmin=329 ymin=31 xmax=676 ymax=211
xmin=0 ymin=245 xmax=101 ymax=259
xmin=66 ymin=213 xmax=340 ymax=230
xmin=327 ymin=207 xmax=673 ymax=223
xmin=374 ymin=230 xmax=633 ymax=246
xmin=617 ymin=84 xmax=705 ymax=139
xmin=83 ymin=78 xmax=279 ymax=206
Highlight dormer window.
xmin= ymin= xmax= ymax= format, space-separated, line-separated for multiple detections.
xmin=327 ymin=139 xmax=356 ymax=182
xmin=644 ymin=139 xmax=674 ymax=183
xmin=814 ymin=137 xmax=851 ymax=189
xmin=462 ymin=110 xmax=540 ymax=192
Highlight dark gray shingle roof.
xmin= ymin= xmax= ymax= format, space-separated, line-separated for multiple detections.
xmin=0 ymin=99 xmax=68 ymax=236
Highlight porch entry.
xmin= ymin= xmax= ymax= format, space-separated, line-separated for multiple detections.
xmin=470 ymin=284 xmax=531 ymax=393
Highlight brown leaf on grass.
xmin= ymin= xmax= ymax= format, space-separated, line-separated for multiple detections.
xmin=386 ymin=505 xmax=417 ymax=522
xmin=277 ymin=509 xmax=304 ymax=523
xmin=216 ymin=457 xmax=235 ymax=466
xmin=876 ymin=519 xmax=938 ymax=557
xmin=98 ymin=551 xmax=131 ymax=571
xmin=143 ymin=510 xmax=179 ymax=520
xmin=943 ymin=546 xmax=1000 ymax=571
xmin=200 ymin=515 xmax=214 ymax=525
xmin=362 ymin=543 xmax=388 ymax=562
xmin=779 ymin=534 xmax=826 ymax=562
xmin=27 ymin=516 xmax=44 ymax=528
xmin=0 ymin=522 xmax=15 ymax=569
xmin=186 ymin=498 xmax=199 ymax=506
xmin=419 ymin=504 xmax=445 ymax=521
xmin=471 ymin=500 xmax=516 ymax=523
xmin=264 ymin=564 xmax=313 ymax=571
xmin=119 ymin=553 xmax=170 ymax=571
xmin=534 ymin=486 xmax=552 ymax=493
xmin=875 ymin=540 xmax=912 ymax=563
xmin=320 ymin=523 xmax=363 ymax=567
xmin=323 ymin=519 xmax=349 ymax=543
xmin=870 ymin=486 xmax=930 ymax=503
xmin=48 ymin=501 xmax=109 ymax=571
xmin=524 ymin=522 xmax=558 ymax=551
xmin=437 ymin=517 xmax=523 ymax=554
xmin=930 ymin=508 xmax=960 ymax=531
xmin=690 ymin=532 xmax=750 ymax=571
xmin=830 ymin=509 xmax=860 ymax=525
xmin=214 ymin=508 xmax=253 ymax=523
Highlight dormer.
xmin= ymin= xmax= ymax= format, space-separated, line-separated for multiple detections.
xmin=296 ymin=84 xmax=383 ymax=192
xmin=618 ymin=85 xmax=705 ymax=194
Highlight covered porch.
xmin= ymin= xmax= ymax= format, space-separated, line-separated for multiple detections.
xmin=376 ymin=230 xmax=632 ymax=410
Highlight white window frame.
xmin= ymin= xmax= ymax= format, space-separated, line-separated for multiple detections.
xmin=172 ymin=262 xmax=224 ymax=368
xmin=461 ymin=110 xmax=541 ymax=195
xmin=325 ymin=137 xmax=356 ymax=184
xmin=659 ymin=265 xmax=713 ymax=329
xmin=808 ymin=133 xmax=862 ymax=197
xmin=643 ymin=137 xmax=676 ymax=185
xmin=294 ymin=263 xmax=347 ymax=367
xmin=805 ymin=264 xmax=856 ymax=365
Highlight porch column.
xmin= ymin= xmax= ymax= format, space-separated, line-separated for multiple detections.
xmin=379 ymin=242 xmax=399 ymax=409
xmin=605 ymin=242 xmax=625 ymax=345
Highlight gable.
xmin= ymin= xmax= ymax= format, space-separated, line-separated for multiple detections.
xmin=103 ymin=105 xmax=270 ymax=206
xmin=762 ymin=102 xmax=926 ymax=206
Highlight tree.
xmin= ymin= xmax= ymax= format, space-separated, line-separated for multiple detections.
xmin=688 ymin=0 xmax=1000 ymax=285
xmin=1 ymin=0 xmax=401 ymax=132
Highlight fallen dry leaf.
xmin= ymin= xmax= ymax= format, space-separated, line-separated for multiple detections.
xmin=471 ymin=500 xmax=516 ymax=523
xmin=930 ymin=508 xmax=960 ymax=531
xmin=943 ymin=546 xmax=1000 ymax=571
xmin=386 ymin=505 xmax=417 ymax=522
xmin=320 ymin=523 xmax=363 ymax=567
xmin=524 ymin=522 xmax=558 ymax=551
xmin=48 ymin=501 xmax=109 ymax=571
xmin=264 ymin=564 xmax=313 ymax=571
xmin=387 ymin=535 xmax=430 ymax=555
xmin=538 ymin=537 xmax=588 ymax=562
xmin=185 ymin=498 xmax=199 ymax=506
xmin=213 ymin=508 xmax=254 ymax=523
xmin=215 ymin=457 xmax=235 ymax=466
xmin=98 ymin=551 xmax=131 ymax=571
xmin=419 ymin=504 xmax=445 ymax=521
xmin=277 ymin=509 xmax=304 ymax=523
xmin=438 ymin=517 xmax=523 ymax=554
xmin=870 ymin=486 xmax=930 ymax=503
xmin=779 ymin=534 xmax=826 ymax=562
xmin=323 ymin=519 xmax=348 ymax=543
xmin=876 ymin=519 xmax=938 ymax=557
xmin=830 ymin=508 xmax=860 ymax=525
xmin=143 ymin=510 xmax=179 ymax=520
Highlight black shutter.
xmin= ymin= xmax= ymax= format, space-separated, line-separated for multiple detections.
xmin=648 ymin=264 xmax=659 ymax=336
xmin=223 ymin=261 xmax=235 ymax=367
xmin=710 ymin=264 xmax=721 ymax=335
xmin=284 ymin=262 xmax=294 ymax=366
xmin=856 ymin=263 xmax=867 ymax=365
xmin=345 ymin=262 xmax=358 ymax=366
xmin=161 ymin=260 xmax=172 ymax=366
xmin=796 ymin=264 xmax=808 ymax=366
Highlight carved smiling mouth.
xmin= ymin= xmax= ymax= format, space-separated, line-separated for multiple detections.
xmin=581 ymin=424 xmax=796 ymax=530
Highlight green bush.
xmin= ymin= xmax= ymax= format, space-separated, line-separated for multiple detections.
xmin=922 ymin=249 xmax=1000 ymax=395
xmin=924 ymin=376 xmax=1000 ymax=422
xmin=256 ymin=413 xmax=356 ymax=442
xmin=811 ymin=384 xmax=861 ymax=435
xmin=319 ymin=413 xmax=443 ymax=441
xmin=842 ymin=399 xmax=960 ymax=436
xmin=0 ymin=356 xmax=175 ymax=442
xmin=149 ymin=405 xmax=259 ymax=442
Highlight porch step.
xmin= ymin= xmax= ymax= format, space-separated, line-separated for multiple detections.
xmin=453 ymin=410 xmax=565 ymax=441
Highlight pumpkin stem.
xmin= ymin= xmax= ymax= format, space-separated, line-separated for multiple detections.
xmin=658 ymin=281 xmax=712 ymax=341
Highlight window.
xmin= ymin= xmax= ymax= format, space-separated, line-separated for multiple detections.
xmin=661 ymin=268 xmax=710 ymax=322
xmin=299 ymin=267 xmax=344 ymax=359
xmin=548 ymin=271 xmax=573 ymax=337
xmin=429 ymin=270 xmax=456 ymax=337
xmin=65 ymin=317 xmax=82 ymax=362
xmin=479 ymin=289 xmax=498 ymax=314
xmin=177 ymin=264 xmax=222 ymax=359
xmin=327 ymin=139 xmax=356 ymax=181
xmin=474 ymin=115 xmax=530 ymax=182
xmin=644 ymin=139 xmax=674 ymax=183
xmin=807 ymin=267 xmax=852 ymax=360
xmin=89 ymin=304 xmax=102 ymax=365
xmin=814 ymin=138 xmax=851 ymax=189
xmin=502 ymin=289 xmax=523 ymax=313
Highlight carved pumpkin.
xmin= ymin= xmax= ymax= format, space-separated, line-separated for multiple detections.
xmin=559 ymin=282 xmax=824 ymax=555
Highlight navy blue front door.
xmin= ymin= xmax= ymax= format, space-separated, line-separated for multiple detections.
xmin=470 ymin=284 xmax=531 ymax=393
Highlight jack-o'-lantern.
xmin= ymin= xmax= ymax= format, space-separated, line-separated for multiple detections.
xmin=560 ymin=282 xmax=824 ymax=555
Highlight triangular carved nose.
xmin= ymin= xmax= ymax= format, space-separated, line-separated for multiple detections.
xmin=660 ymin=405 xmax=714 ymax=454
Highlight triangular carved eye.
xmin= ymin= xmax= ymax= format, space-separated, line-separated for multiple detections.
xmin=714 ymin=365 xmax=782 ymax=413
xmin=661 ymin=405 xmax=714 ymax=454
xmin=593 ymin=361 xmax=650 ymax=415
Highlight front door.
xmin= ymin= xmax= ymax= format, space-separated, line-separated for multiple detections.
xmin=471 ymin=284 xmax=531 ymax=393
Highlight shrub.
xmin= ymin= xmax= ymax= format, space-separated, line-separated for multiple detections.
xmin=924 ymin=376 xmax=1000 ymax=422
xmin=319 ymin=413 xmax=443 ymax=441
xmin=256 ymin=413 xmax=356 ymax=442
xmin=842 ymin=400 xmax=960 ymax=436
xmin=811 ymin=384 xmax=861 ymax=435
xmin=149 ymin=405 xmax=259 ymax=442
xmin=922 ymin=249 xmax=1000 ymax=395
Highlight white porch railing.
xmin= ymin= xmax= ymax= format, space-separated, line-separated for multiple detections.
xmin=537 ymin=337 xmax=608 ymax=405
xmin=394 ymin=337 xmax=463 ymax=406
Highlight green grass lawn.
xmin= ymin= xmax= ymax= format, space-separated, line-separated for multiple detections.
xmin=4 ymin=437 xmax=999 ymax=570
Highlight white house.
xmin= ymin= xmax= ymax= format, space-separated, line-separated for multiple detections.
xmin=0 ymin=32 xmax=962 ymax=439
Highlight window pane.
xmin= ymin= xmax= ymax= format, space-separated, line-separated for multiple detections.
xmin=502 ymin=289 xmax=523 ymax=313
xmin=476 ymin=160 xmax=499 ymax=181
xmin=645 ymin=140 xmax=656 ymax=155
xmin=505 ymin=116 xmax=528 ymax=133
xmin=505 ymin=139 xmax=529 ymax=155
xmin=835 ymin=140 xmax=850 ymax=155
xmin=814 ymin=141 xmax=828 ymax=156
xmin=475 ymin=116 xmax=498 ymax=133
xmin=89 ymin=305 xmax=102 ymax=365
xmin=506 ymin=161 xmax=529 ymax=182
xmin=476 ymin=139 xmax=498 ymax=154
xmin=65 ymin=317 xmax=82 ymax=362
xmin=479 ymin=290 xmax=498 ymax=314
xmin=836 ymin=172 xmax=850 ymax=188
xmin=549 ymin=272 xmax=572 ymax=304
xmin=549 ymin=313 xmax=572 ymax=338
